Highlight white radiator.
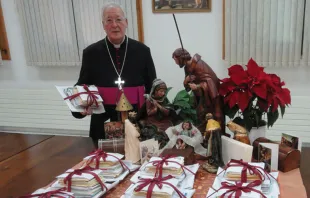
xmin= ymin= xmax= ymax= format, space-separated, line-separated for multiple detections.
xmin=0 ymin=89 xmax=309 ymax=142
xmin=266 ymin=96 xmax=310 ymax=143
xmin=0 ymin=88 xmax=90 ymax=136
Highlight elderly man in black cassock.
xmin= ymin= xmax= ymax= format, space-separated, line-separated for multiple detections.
xmin=71 ymin=2 xmax=157 ymax=144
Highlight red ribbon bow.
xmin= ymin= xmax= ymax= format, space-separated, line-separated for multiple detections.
xmin=207 ymin=180 xmax=267 ymax=198
xmin=134 ymin=175 xmax=186 ymax=198
xmin=18 ymin=187 xmax=74 ymax=198
xmin=86 ymin=149 xmax=130 ymax=171
xmin=148 ymin=155 xmax=195 ymax=178
xmin=219 ymin=159 xmax=276 ymax=183
xmin=63 ymin=165 xmax=108 ymax=192
xmin=64 ymin=84 xmax=99 ymax=112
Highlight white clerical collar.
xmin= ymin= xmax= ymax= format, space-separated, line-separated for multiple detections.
xmin=107 ymin=36 xmax=126 ymax=48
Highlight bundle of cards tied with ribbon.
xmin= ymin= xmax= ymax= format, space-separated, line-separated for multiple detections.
xmin=206 ymin=159 xmax=280 ymax=198
xmin=124 ymin=155 xmax=200 ymax=197
xmin=56 ymin=84 xmax=105 ymax=114
xmin=49 ymin=165 xmax=119 ymax=198
xmin=83 ymin=148 xmax=140 ymax=182
xmin=19 ymin=187 xmax=74 ymax=198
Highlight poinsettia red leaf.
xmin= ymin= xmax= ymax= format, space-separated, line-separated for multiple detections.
xmin=238 ymin=91 xmax=251 ymax=112
xmin=221 ymin=78 xmax=232 ymax=83
xmin=247 ymin=58 xmax=264 ymax=77
xmin=252 ymin=84 xmax=267 ymax=99
xmin=219 ymin=81 xmax=236 ymax=96
xmin=271 ymin=99 xmax=279 ymax=112
xmin=228 ymin=65 xmax=245 ymax=76
xmin=281 ymin=88 xmax=291 ymax=104
xmin=231 ymin=71 xmax=248 ymax=85
xmin=228 ymin=91 xmax=239 ymax=108
xmin=257 ymin=99 xmax=269 ymax=112
xmin=224 ymin=93 xmax=231 ymax=104
xmin=269 ymin=74 xmax=281 ymax=84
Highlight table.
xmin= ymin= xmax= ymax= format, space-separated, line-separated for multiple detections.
xmin=0 ymin=132 xmax=308 ymax=197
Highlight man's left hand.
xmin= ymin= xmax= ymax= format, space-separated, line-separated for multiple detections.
xmin=188 ymin=83 xmax=198 ymax=91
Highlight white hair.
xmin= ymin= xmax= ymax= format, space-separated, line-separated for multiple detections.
xmin=101 ymin=2 xmax=126 ymax=21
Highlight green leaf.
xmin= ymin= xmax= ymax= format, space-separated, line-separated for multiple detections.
xmin=224 ymin=104 xmax=239 ymax=119
xmin=244 ymin=115 xmax=253 ymax=132
xmin=188 ymin=91 xmax=196 ymax=107
xmin=280 ymin=106 xmax=285 ymax=118
xmin=173 ymin=89 xmax=190 ymax=102
xmin=267 ymin=108 xmax=279 ymax=128
xmin=173 ymin=101 xmax=191 ymax=109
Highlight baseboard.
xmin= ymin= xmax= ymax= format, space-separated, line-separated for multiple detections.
xmin=0 ymin=126 xmax=89 ymax=137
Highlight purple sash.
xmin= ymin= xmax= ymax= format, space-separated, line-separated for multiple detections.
xmin=97 ymin=86 xmax=145 ymax=109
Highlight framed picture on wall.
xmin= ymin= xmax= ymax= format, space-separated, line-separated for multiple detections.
xmin=152 ymin=0 xmax=211 ymax=13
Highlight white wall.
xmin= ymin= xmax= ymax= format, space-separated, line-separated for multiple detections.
xmin=1 ymin=0 xmax=310 ymax=141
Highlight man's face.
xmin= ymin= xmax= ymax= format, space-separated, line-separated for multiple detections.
xmin=103 ymin=7 xmax=128 ymax=44
xmin=173 ymin=56 xmax=185 ymax=68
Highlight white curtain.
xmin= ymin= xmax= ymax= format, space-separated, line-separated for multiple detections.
xmin=302 ymin=0 xmax=310 ymax=66
xmin=15 ymin=0 xmax=138 ymax=67
xmin=224 ymin=0 xmax=308 ymax=68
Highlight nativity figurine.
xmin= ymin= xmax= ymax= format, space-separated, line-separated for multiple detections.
xmin=136 ymin=79 xmax=177 ymax=149
xmin=159 ymin=121 xmax=207 ymax=157
xmin=172 ymin=48 xmax=226 ymax=135
xmin=124 ymin=119 xmax=141 ymax=164
xmin=227 ymin=121 xmax=251 ymax=145
xmin=202 ymin=113 xmax=224 ymax=173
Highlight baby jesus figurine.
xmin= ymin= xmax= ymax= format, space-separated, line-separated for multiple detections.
xmin=159 ymin=121 xmax=208 ymax=156
xmin=175 ymin=121 xmax=194 ymax=149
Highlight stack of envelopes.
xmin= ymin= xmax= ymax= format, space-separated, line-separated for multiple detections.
xmin=143 ymin=156 xmax=185 ymax=177
xmin=125 ymin=176 xmax=181 ymax=198
xmin=84 ymin=152 xmax=128 ymax=179
xmin=56 ymin=168 xmax=107 ymax=198
xmin=73 ymin=85 xmax=103 ymax=108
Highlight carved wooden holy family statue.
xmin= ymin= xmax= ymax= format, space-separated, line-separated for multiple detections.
xmin=171 ymin=48 xmax=226 ymax=173
xmin=134 ymin=48 xmax=226 ymax=172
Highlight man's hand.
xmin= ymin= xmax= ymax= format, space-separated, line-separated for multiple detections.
xmin=80 ymin=108 xmax=93 ymax=116
xmin=188 ymin=83 xmax=199 ymax=91
xmin=184 ymin=75 xmax=196 ymax=84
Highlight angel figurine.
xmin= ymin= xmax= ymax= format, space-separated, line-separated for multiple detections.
xmin=159 ymin=121 xmax=208 ymax=156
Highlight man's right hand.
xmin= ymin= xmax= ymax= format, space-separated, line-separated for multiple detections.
xmin=184 ymin=75 xmax=196 ymax=84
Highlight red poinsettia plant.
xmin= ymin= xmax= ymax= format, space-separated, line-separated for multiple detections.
xmin=219 ymin=58 xmax=291 ymax=131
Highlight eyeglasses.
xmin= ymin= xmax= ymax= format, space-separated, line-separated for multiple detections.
xmin=104 ymin=17 xmax=126 ymax=25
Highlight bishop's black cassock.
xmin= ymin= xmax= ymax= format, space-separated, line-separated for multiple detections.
xmin=72 ymin=36 xmax=157 ymax=141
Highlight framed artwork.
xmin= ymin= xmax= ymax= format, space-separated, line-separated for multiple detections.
xmin=152 ymin=0 xmax=211 ymax=13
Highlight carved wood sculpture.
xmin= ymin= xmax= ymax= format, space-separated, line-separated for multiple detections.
xmin=226 ymin=121 xmax=251 ymax=145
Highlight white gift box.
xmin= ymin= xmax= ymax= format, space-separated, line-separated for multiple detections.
xmin=28 ymin=187 xmax=74 ymax=198
xmin=56 ymin=85 xmax=105 ymax=114
xmin=207 ymin=167 xmax=280 ymax=198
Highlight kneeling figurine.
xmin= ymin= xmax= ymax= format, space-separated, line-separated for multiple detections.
xmin=202 ymin=113 xmax=224 ymax=173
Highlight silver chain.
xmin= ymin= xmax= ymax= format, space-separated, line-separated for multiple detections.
xmin=105 ymin=36 xmax=128 ymax=77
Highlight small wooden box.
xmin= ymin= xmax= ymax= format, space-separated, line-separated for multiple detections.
xmin=160 ymin=146 xmax=195 ymax=165
xmin=253 ymin=137 xmax=301 ymax=172
xmin=98 ymin=138 xmax=125 ymax=155
xmin=104 ymin=121 xmax=124 ymax=139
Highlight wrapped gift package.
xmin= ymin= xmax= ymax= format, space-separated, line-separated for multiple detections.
xmin=160 ymin=146 xmax=195 ymax=165
xmin=74 ymin=85 xmax=103 ymax=107
xmin=252 ymin=137 xmax=301 ymax=172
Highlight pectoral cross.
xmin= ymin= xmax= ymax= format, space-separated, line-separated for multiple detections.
xmin=115 ymin=76 xmax=125 ymax=90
